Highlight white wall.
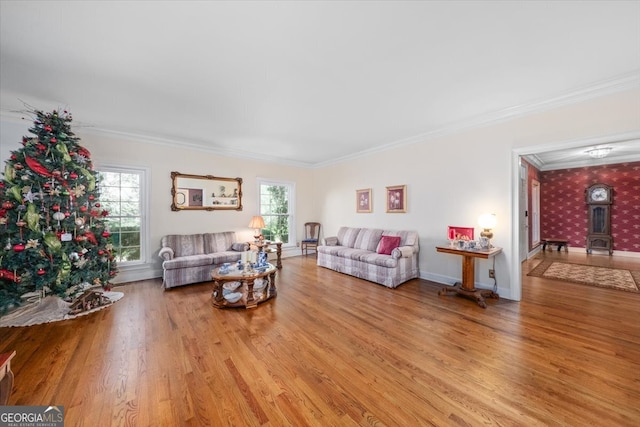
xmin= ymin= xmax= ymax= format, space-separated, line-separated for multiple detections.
xmin=0 ymin=120 xmax=316 ymax=283
xmin=0 ymin=119 xmax=25 ymax=163
xmin=2 ymin=89 xmax=639 ymax=296
xmin=312 ymin=89 xmax=640 ymax=300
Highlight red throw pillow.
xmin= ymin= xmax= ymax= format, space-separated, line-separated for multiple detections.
xmin=376 ymin=236 xmax=401 ymax=255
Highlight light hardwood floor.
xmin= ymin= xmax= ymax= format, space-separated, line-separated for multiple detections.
xmin=1 ymin=252 xmax=639 ymax=426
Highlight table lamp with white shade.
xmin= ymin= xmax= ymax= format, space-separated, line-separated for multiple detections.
xmin=248 ymin=215 xmax=265 ymax=242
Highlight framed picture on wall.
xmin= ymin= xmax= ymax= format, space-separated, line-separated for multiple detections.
xmin=356 ymin=188 xmax=372 ymax=213
xmin=447 ymin=226 xmax=474 ymax=241
xmin=386 ymin=185 xmax=407 ymax=213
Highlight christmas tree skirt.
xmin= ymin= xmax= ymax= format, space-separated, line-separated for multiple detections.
xmin=0 ymin=291 xmax=123 ymax=327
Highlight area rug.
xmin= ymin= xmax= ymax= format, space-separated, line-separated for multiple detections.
xmin=0 ymin=291 xmax=124 ymax=328
xmin=527 ymin=259 xmax=640 ymax=293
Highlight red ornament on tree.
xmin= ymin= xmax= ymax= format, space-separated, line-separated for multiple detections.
xmin=0 ymin=269 xmax=20 ymax=282
xmin=25 ymin=156 xmax=52 ymax=176
xmin=102 ymin=231 xmax=111 ymax=238
xmin=84 ymin=231 xmax=98 ymax=245
xmin=13 ymin=244 xmax=25 ymax=252
xmin=37 ymin=268 xmax=46 ymax=276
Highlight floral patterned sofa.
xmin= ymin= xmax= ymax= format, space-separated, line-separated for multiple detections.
xmin=317 ymin=227 xmax=420 ymax=288
xmin=159 ymin=232 xmax=248 ymax=289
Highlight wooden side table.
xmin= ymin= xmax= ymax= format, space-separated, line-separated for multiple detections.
xmin=541 ymin=237 xmax=568 ymax=252
xmin=436 ymin=245 xmax=502 ymax=308
xmin=0 ymin=350 xmax=16 ymax=405
xmin=249 ymin=241 xmax=283 ymax=269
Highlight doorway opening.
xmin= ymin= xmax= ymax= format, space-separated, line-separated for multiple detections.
xmin=510 ymin=131 xmax=640 ymax=302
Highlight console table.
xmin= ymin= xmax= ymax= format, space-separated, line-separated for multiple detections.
xmin=436 ymin=245 xmax=502 ymax=308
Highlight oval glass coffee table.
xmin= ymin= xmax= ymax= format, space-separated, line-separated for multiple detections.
xmin=211 ymin=263 xmax=277 ymax=309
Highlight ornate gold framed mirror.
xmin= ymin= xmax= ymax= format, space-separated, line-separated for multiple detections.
xmin=171 ymin=172 xmax=243 ymax=211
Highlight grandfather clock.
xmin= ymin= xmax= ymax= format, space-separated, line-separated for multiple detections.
xmin=585 ymin=183 xmax=613 ymax=255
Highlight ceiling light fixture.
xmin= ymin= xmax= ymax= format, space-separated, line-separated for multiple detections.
xmin=586 ymin=146 xmax=612 ymax=159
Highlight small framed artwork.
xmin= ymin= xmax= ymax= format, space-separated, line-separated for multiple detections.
xmin=448 ymin=226 xmax=474 ymax=241
xmin=386 ymin=185 xmax=407 ymax=213
xmin=356 ymin=188 xmax=372 ymax=213
xmin=176 ymin=188 xmax=203 ymax=207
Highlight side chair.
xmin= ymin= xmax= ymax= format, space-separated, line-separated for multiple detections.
xmin=301 ymin=222 xmax=321 ymax=256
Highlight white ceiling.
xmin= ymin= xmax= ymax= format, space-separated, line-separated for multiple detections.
xmin=523 ymin=138 xmax=640 ymax=171
xmin=1 ymin=1 xmax=639 ymax=168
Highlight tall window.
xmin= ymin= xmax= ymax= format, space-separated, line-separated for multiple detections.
xmin=258 ymin=180 xmax=295 ymax=246
xmin=97 ymin=167 xmax=146 ymax=264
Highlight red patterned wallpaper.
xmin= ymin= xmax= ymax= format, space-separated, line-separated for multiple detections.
xmin=540 ymin=161 xmax=640 ymax=253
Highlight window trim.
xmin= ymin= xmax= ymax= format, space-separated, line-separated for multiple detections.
xmin=256 ymin=178 xmax=296 ymax=248
xmin=97 ymin=164 xmax=150 ymax=267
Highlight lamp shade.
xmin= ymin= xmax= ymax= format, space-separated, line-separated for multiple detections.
xmin=248 ymin=215 xmax=265 ymax=229
xmin=478 ymin=213 xmax=497 ymax=229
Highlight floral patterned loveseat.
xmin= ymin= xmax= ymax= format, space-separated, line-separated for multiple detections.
xmin=317 ymin=227 xmax=419 ymax=288
xmin=159 ymin=232 xmax=248 ymax=289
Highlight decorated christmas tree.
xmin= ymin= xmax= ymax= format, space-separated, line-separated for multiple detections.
xmin=0 ymin=109 xmax=117 ymax=313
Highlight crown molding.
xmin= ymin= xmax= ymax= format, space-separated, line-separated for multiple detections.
xmin=523 ymin=154 xmax=545 ymax=170
xmin=3 ymin=70 xmax=639 ymax=169
xmin=316 ymin=70 xmax=640 ymax=168
xmin=518 ymin=131 xmax=640 ymax=171
xmin=536 ymin=154 xmax=640 ymax=171
xmin=80 ymin=127 xmax=316 ymax=169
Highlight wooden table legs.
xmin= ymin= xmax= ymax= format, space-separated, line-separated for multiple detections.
xmin=438 ymin=284 xmax=499 ymax=309
xmin=437 ymin=250 xmax=499 ymax=308
xmin=0 ymin=351 xmax=16 ymax=405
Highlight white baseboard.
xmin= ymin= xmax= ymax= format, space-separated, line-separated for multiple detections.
xmin=530 ymin=245 xmax=640 ymax=258
xmin=111 ymin=263 xmax=162 ymax=284
xmin=420 ymin=271 xmax=512 ymax=300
